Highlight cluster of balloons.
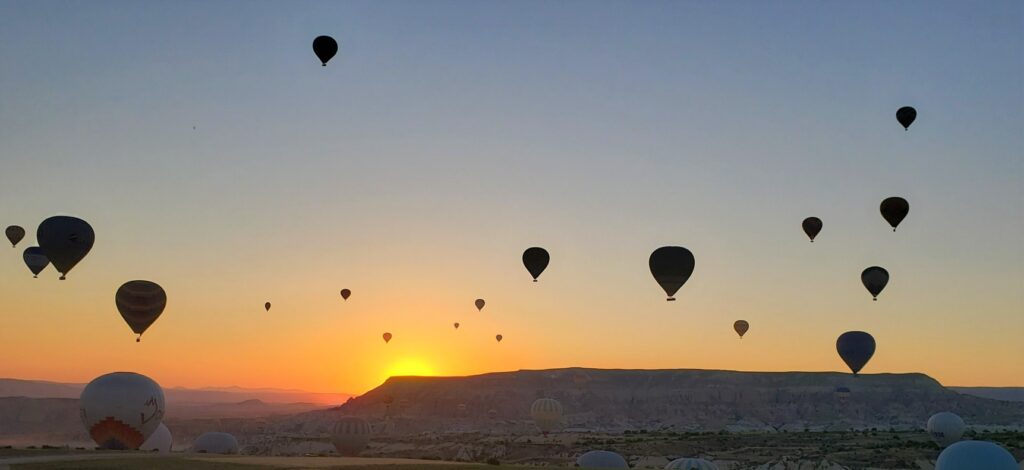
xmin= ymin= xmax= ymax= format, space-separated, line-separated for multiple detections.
xmin=7 ymin=216 xmax=96 ymax=280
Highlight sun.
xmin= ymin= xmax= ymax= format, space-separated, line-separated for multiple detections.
xmin=385 ymin=358 xmax=436 ymax=378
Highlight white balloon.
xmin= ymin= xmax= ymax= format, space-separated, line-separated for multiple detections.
xmin=927 ymin=412 xmax=966 ymax=448
xmin=530 ymin=398 xmax=563 ymax=434
xmin=331 ymin=416 xmax=371 ymax=456
xmin=140 ymin=423 xmax=172 ymax=453
xmin=578 ymin=450 xmax=628 ymax=468
xmin=79 ymin=372 xmax=165 ymax=450
xmin=666 ymin=458 xmax=718 ymax=470
xmin=191 ymin=432 xmax=239 ymax=454
xmin=936 ymin=441 xmax=1016 ymax=470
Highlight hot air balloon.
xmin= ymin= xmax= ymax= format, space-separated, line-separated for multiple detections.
xmin=928 ymin=412 xmax=966 ymax=448
xmin=896 ymin=106 xmax=917 ymax=131
xmin=264 ymin=302 xmax=271 ymax=312
xmin=665 ymin=458 xmax=718 ymax=470
xmin=115 ymin=281 xmax=167 ymax=342
xmin=487 ymin=409 xmax=498 ymax=420
xmin=861 ymin=266 xmax=889 ymax=300
xmin=733 ymin=320 xmax=749 ymax=339
xmin=340 ymin=289 xmax=351 ymax=301
xmin=191 ymin=432 xmax=238 ymax=454
xmin=834 ymin=386 xmax=851 ymax=402
xmin=312 ymin=35 xmax=338 ymax=66
xmin=522 ymin=247 xmax=550 ymax=282
xmin=530 ymin=398 xmax=563 ymax=435
xmin=22 ymin=247 xmax=49 ymax=278
xmin=577 ymin=450 xmax=629 ymax=468
xmin=802 ymin=217 xmax=822 ymax=242
xmin=36 ymin=216 xmax=94 ymax=280
xmin=453 ymin=322 xmax=460 ymax=330
xmin=475 ymin=299 xmax=485 ymax=311
xmin=936 ymin=441 xmax=1017 ymax=470
xmin=382 ymin=332 xmax=392 ymax=343
xmin=79 ymin=372 xmax=165 ymax=450
xmin=880 ymin=197 xmax=909 ymax=231
xmin=836 ymin=331 xmax=875 ymax=376
xmin=331 ymin=416 xmax=371 ymax=456
xmin=140 ymin=423 xmax=172 ymax=453
xmin=495 ymin=334 xmax=503 ymax=343
xmin=5 ymin=225 xmax=25 ymax=247
xmin=649 ymin=246 xmax=695 ymax=301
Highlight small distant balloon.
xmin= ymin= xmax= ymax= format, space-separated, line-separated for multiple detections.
xmin=475 ymin=299 xmax=485 ymax=311
xmin=880 ymin=197 xmax=909 ymax=231
xmin=733 ymin=320 xmax=749 ymax=338
xmin=36 ymin=216 xmax=94 ymax=280
xmin=896 ymin=106 xmax=917 ymax=131
xmin=5 ymin=225 xmax=25 ymax=247
xmin=264 ymin=302 xmax=271 ymax=312
xmin=836 ymin=331 xmax=876 ymax=376
xmin=649 ymin=246 xmax=695 ymax=301
xmin=115 ymin=280 xmax=167 ymax=342
xmin=453 ymin=322 xmax=460 ymax=330
xmin=802 ymin=217 xmax=822 ymax=242
xmin=382 ymin=332 xmax=392 ymax=343
xmin=522 ymin=247 xmax=550 ymax=282
xmin=340 ymin=289 xmax=351 ymax=301
xmin=22 ymin=247 xmax=49 ymax=278
xmin=861 ymin=266 xmax=889 ymax=301
xmin=313 ymin=35 xmax=338 ymax=66
xmin=495 ymin=334 xmax=503 ymax=343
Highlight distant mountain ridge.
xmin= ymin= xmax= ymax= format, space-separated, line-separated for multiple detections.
xmin=0 ymin=378 xmax=351 ymax=405
xmin=950 ymin=387 xmax=1024 ymax=402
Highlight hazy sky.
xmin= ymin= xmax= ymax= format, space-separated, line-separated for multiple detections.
xmin=1 ymin=1 xmax=1021 ymax=394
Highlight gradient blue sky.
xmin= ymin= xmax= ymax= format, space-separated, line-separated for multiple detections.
xmin=0 ymin=1 xmax=1021 ymax=393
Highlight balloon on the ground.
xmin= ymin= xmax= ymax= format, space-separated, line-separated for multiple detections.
xmin=382 ymin=332 xmax=392 ymax=343
xmin=802 ymin=217 xmax=822 ymax=242
xmin=36 ymin=216 xmax=94 ymax=280
xmin=5 ymin=225 xmax=25 ymax=247
xmin=22 ymin=247 xmax=49 ymax=277
xmin=115 ymin=281 xmax=167 ymax=342
xmin=836 ymin=331 xmax=876 ymax=375
xmin=191 ymin=432 xmax=238 ymax=454
xmin=935 ymin=441 xmax=1017 ymax=470
xmin=530 ymin=398 xmax=563 ymax=435
xmin=861 ymin=266 xmax=889 ymax=300
xmin=522 ymin=247 xmax=550 ymax=282
xmin=733 ymin=320 xmax=749 ymax=338
xmin=330 ymin=416 xmax=371 ymax=456
xmin=928 ymin=412 xmax=966 ymax=448
xmin=649 ymin=246 xmax=695 ymax=301
xmin=880 ymin=197 xmax=909 ymax=231
xmin=312 ymin=35 xmax=338 ymax=66
xmin=577 ymin=450 xmax=629 ymax=468
xmin=896 ymin=106 xmax=917 ymax=130
xmin=140 ymin=423 xmax=172 ymax=453
xmin=475 ymin=299 xmax=485 ymax=311
xmin=79 ymin=372 xmax=165 ymax=450
xmin=340 ymin=289 xmax=351 ymax=300
xmin=264 ymin=302 xmax=271 ymax=312
xmin=665 ymin=458 xmax=718 ymax=469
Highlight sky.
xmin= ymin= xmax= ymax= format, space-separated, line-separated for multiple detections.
xmin=0 ymin=0 xmax=1021 ymax=395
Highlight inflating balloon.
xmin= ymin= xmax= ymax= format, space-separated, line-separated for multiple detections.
xmin=665 ymin=458 xmax=717 ymax=470
xmin=140 ymin=423 xmax=172 ymax=453
xmin=191 ymin=432 xmax=238 ymax=454
xmin=116 ymin=281 xmax=167 ymax=342
xmin=836 ymin=331 xmax=876 ymax=376
xmin=5 ymin=225 xmax=25 ymax=247
xmin=861 ymin=266 xmax=889 ymax=300
xmin=522 ymin=247 xmax=550 ymax=282
xmin=649 ymin=246 xmax=695 ymax=301
xmin=936 ymin=441 xmax=1017 ymax=470
xmin=577 ymin=450 xmax=629 ymax=468
xmin=312 ymin=35 xmax=338 ymax=66
xmin=80 ymin=372 xmax=165 ymax=450
xmin=928 ymin=412 xmax=966 ymax=448
xmin=802 ymin=217 xmax=822 ymax=242
xmin=22 ymin=247 xmax=49 ymax=278
xmin=896 ymin=106 xmax=917 ymax=131
xmin=331 ymin=416 xmax=371 ymax=456
xmin=733 ymin=320 xmax=749 ymax=339
xmin=880 ymin=197 xmax=909 ymax=231
xmin=36 ymin=216 xmax=94 ymax=280
xmin=340 ymin=289 xmax=351 ymax=301
xmin=475 ymin=299 xmax=485 ymax=311
xmin=530 ymin=398 xmax=562 ymax=435
xmin=382 ymin=332 xmax=392 ymax=343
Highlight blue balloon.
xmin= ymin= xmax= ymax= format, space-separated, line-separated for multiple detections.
xmin=836 ymin=331 xmax=875 ymax=375
xmin=577 ymin=450 xmax=628 ymax=468
xmin=936 ymin=441 xmax=1017 ymax=470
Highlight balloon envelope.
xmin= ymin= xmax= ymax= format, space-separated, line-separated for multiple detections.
xmin=140 ymin=423 xmax=172 ymax=453
xmin=22 ymin=246 xmax=49 ymax=277
xmin=331 ymin=416 xmax=371 ymax=456
xmin=115 ymin=280 xmax=167 ymax=340
xmin=191 ymin=432 xmax=238 ymax=454
xmin=5 ymin=225 xmax=25 ymax=247
xmin=340 ymin=289 xmax=351 ymax=300
xmin=896 ymin=106 xmax=917 ymax=130
xmin=577 ymin=450 xmax=629 ymax=468
xmin=382 ymin=332 xmax=392 ymax=343
xmin=312 ymin=35 xmax=338 ymax=66
xmin=530 ymin=398 xmax=563 ymax=434
xmin=453 ymin=322 xmax=459 ymax=329
xmin=495 ymin=334 xmax=503 ymax=342
xmin=836 ymin=331 xmax=876 ymax=375
xmin=264 ymin=302 xmax=271 ymax=311
xmin=36 ymin=216 xmax=94 ymax=279
xmin=802 ymin=217 xmax=822 ymax=242
xmin=649 ymin=246 xmax=695 ymax=301
xmin=733 ymin=320 xmax=749 ymax=338
xmin=522 ymin=247 xmax=550 ymax=282
xmin=880 ymin=197 xmax=909 ymax=231
xmin=928 ymin=412 xmax=966 ymax=448
xmin=80 ymin=372 xmax=165 ymax=450
xmin=665 ymin=458 xmax=718 ymax=470
xmin=936 ymin=441 xmax=1017 ymax=470
xmin=861 ymin=266 xmax=889 ymax=300
xmin=475 ymin=299 xmax=485 ymax=311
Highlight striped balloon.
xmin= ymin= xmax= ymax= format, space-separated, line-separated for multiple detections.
xmin=115 ymin=281 xmax=167 ymax=342
xmin=331 ymin=416 xmax=371 ymax=456
xmin=665 ymin=458 xmax=717 ymax=470
xmin=530 ymin=398 xmax=563 ymax=435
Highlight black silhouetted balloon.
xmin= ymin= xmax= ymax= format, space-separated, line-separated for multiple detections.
xmin=861 ymin=266 xmax=889 ymax=301
xmin=802 ymin=217 xmax=822 ymax=242
xmin=522 ymin=247 xmax=550 ymax=282
xmin=5 ymin=225 xmax=25 ymax=247
xmin=36 ymin=216 xmax=94 ymax=280
xmin=265 ymin=302 xmax=272 ymax=312
xmin=313 ymin=36 xmax=338 ymax=66
xmin=340 ymin=289 xmax=351 ymax=301
xmin=22 ymin=247 xmax=49 ymax=278
xmin=475 ymin=299 xmax=485 ymax=311
xmin=649 ymin=246 xmax=695 ymax=301
xmin=733 ymin=320 xmax=749 ymax=339
xmin=896 ymin=106 xmax=917 ymax=130
xmin=880 ymin=197 xmax=909 ymax=231
xmin=836 ymin=331 xmax=876 ymax=375
xmin=115 ymin=280 xmax=167 ymax=342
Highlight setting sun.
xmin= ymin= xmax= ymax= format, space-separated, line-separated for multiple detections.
xmin=385 ymin=358 xmax=437 ymax=379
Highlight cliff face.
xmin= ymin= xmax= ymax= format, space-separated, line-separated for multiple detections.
xmin=320 ymin=368 xmax=1024 ymax=434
